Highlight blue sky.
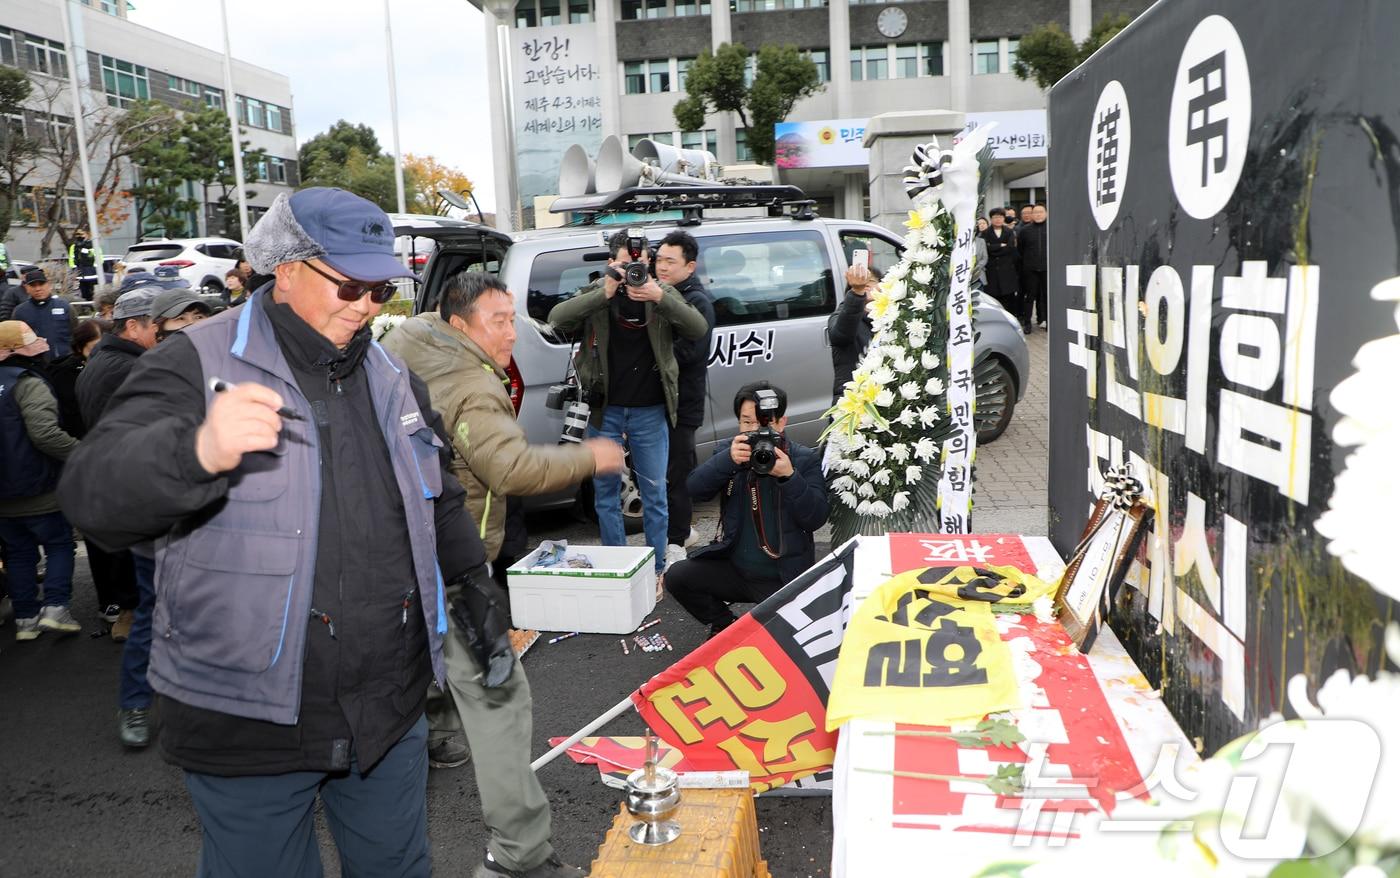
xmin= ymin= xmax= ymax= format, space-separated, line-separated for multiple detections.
xmin=128 ymin=0 xmax=500 ymax=210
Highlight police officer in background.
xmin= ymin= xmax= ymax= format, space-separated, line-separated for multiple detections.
xmin=652 ymin=230 xmax=714 ymax=564
xmin=68 ymin=230 xmax=102 ymax=301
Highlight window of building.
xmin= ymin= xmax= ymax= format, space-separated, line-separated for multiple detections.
xmin=699 ymin=230 xmax=835 ymax=327
xmin=973 ymin=39 xmax=1000 ymax=75
xmin=539 ymin=0 xmax=562 ymax=25
xmin=681 ymin=129 xmax=717 ymax=155
xmin=167 ymin=75 xmax=201 ymax=97
xmin=3 ymin=113 xmax=26 ymax=143
xmin=628 ymin=132 xmax=673 ymax=150
xmin=100 ymin=56 xmax=148 ymax=108
xmin=644 ymin=0 xmax=668 ymax=17
xmin=624 ymin=62 xmax=646 ymax=94
xmin=620 ymin=0 xmax=643 ymax=19
xmin=894 ymin=43 xmax=919 ymax=79
xmin=244 ymin=97 xmax=264 ymax=128
xmin=0 ymin=29 xmax=16 ymax=66
xmin=41 ymin=114 xmax=73 ymax=147
xmin=648 ymin=59 xmax=670 ymax=93
xmin=100 ymin=0 xmax=120 ymax=13
xmin=268 ymin=157 xmax=288 ymax=184
xmin=1006 ymin=37 xmax=1020 ymax=71
xmin=27 ymin=37 xmax=68 ymax=77
xmin=677 ymin=57 xmax=694 ymax=91
xmin=921 ymin=41 xmax=944 ymax=76
xmin=516 ymin=0 xmax=538 ymax=26
xmin=568 ymin=0 xmax=592 ymax=23
xmin=674 ymin=0 xmax=710 ymax=15
xmin=851 ymin=45 xmax=887 ymax=81
xmin=735 ymin=128 xmax=751 ymax=163
xmin=807 ymin=49 xmax=829 ymax=82
xmin=204 ymin=87 xmax=224 ymax=109
xmin=743 ymin=55 xmax=756 ymax=87
xmin=265 ymin=104 xmax=283 ymax=131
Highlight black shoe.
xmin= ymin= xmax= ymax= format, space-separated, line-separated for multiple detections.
xmin=428 ymin=735 xmax=471 ymax=769
xmin=475 ymin=852 xmax=584 ymax=878
xmin=118 ymin=707 xmax=152 ymax=749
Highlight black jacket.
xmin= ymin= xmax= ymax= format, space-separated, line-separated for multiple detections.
xmin=46 ymin=352 xmax=87 ymax=438
xmin=827 ymin=289 xmax=872 ymax=403
xmin=58 ymin=295 xmax=486 ymax=776
xmin=672 ymin=274 xmax=715 ymax=429
xmin=1018 ymin=221 xmax=1047 ymax=273
xmin=76 ymin=335 xmax=147 ymax=431
xmin=982 ymin=227 xmax=1021 ymax=299
xmin=0 ymin=282 xmax=23 ymax=321
xmin=687 ymin=438 xmax=830 ymax=585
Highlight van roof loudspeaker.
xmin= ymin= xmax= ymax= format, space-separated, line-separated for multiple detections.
xmin=558 ymin=144 xmax=597 ymax=197
xmin=597 ymin=135 xmax=714 ymax=192
xmin=632 ymin=139 xmax=717 ymax=182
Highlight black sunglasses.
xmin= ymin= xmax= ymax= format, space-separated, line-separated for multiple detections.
xmin=302 ymin=261 xmax=397 ymax=304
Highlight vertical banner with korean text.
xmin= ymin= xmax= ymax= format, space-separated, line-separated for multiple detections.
xmin=631 ymin=544 xmax=857 ymax=793
xmin=511 ymin=24 xmax=603 ymax=205
xmin=1047 ymin=0 xmax=1400 ymax=754
xmin=935 ymin=129 xmax=989 ymax=534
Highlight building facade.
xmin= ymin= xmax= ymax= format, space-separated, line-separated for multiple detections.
xmin=0 ymin=0 xmax=298 ymax=261
xmin=483 ymin=0 xmax=1152 ymax=228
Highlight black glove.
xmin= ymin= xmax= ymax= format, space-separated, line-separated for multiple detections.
xmin=447 ymin=566 xmax=515 ymax=688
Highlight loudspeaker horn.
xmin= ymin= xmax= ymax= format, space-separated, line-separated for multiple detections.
xmin=632 ymin=139 xmax=717 ymax=182
xmin=558 ymin=144 xmax=597 ymax=197
xmin=596 ymin=135 xmax=711 ymax=192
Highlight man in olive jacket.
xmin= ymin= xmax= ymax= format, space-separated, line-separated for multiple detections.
xmin=547 ymin=230 xmax=708 ymax=578
xmin=384 ymin=271 xmax=619 ymax=878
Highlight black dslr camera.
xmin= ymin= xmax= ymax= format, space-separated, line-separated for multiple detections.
xmin=606 ymin=228 xmax=651 ymax=288
xmin=741 ymin=389 xmax=787 ymax=477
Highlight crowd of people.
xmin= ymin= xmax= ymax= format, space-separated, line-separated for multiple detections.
xmin=975 ymin=202 xmax=1049 ymax=333
xmin=0 ymin=188 xmax=834 ymax=878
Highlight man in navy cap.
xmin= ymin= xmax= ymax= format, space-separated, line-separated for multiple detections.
xmin=60 ymin=188 xmax=519 ymax=877
xmin=13 ymin=267 xmax=74 ymax=360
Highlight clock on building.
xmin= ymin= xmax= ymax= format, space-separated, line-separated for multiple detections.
xmin=877 ymin=6 xmax=909 ymax=39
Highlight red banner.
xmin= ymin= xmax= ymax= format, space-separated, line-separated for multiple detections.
xmin=889 ymin=533 xmax=1036 ymax=572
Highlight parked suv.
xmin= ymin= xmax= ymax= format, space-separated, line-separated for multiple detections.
xmin=402 ymin=203 xmax=1028 ymax=518
xmin=121 ymin=237 xmax=242 ymax=296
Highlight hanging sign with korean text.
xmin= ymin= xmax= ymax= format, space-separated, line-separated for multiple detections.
xmin=511 ymin=24 xmax=604 ymax=204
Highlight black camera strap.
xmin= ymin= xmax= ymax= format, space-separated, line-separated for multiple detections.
xmin=747 ymin=478 xmax=784 ymax=560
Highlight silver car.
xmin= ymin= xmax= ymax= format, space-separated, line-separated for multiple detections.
xmin=401 ymin=211 xmax=1029 ymax=518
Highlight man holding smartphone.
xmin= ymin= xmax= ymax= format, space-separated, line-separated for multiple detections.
xmin=829 ymin=249 xmax=878 ymax=403
xmin=548 ymin=230 xmax=709 ymax=585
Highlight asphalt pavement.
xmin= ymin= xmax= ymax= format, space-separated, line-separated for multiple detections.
xmin=0 ymin=330 xmax=1047 ymax=877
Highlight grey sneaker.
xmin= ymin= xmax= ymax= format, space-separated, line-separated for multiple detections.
xmin=15 ymin=616 xmax=42 ymax=641
xmin=474 ymin=852 xmax=585 ymax=878
xmin=39 ymin=605 xmax=82 ymax=634
xmin=428 ymin=735 xmax=471 ymax=769
xmin=118 ymin=707 xmax=152 ymax=749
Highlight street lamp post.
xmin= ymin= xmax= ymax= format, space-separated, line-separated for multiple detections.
xmin=384 ymin=0 xmax=408 ymax=216
xmin=219 ymin=0 xmax=250 ymax=238
xmin=58 ymin=0 xmax=101 ymax=260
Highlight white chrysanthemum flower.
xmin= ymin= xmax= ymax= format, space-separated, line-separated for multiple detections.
xmin=885 ymin=262 xmax=908 ymax=282
xmin=885 ymin=281 xmax=908 ymax=302
xmin=907 ymin=292 xmax=931 ymax=313
xmin=892 ymin=491 xmax=910 ymax=512
xmin=918 ymin=202 xmax=938 ymax=225
xmin=896 ymin=408 xmax=918 ymax=427
xmin=907 ymin=320 xmax=931 ymax=349
xmin=830 ymin=475 xmax=857 ymax=492
xmin=912 ymin=265 xmax=935 ymax=285
xmin=906 ymin=465 xmax=923 ymax=484
xmin=921 ymin=349 xmax=940 ymax=370
xmin=914 ymin=437 xmax=938 ymax=461
xmin=910 ymin=248 xmax=938 ymax=265
xmin=919 ymin=407 xmax=941 ymax=428
xmin=871 ymin=366 xmax=895 ymax=387
xmin=889 ymin=443 xmax=911 ymax=463
xmin=838 ymin=490 xmax=859 ymax=508
xmin=925 ymin=376 xmax=945 ymax=395
xmin=860 ymin=443 xmax=888 ymax=465
xmin=875 ymin=389 xmax=895 ymax=407
xmin=845 ymin=431 xmax=867 ymax=449
xmin=856 ymin=499 xmax=874 ymax=515
xmin=868 ymin=500 xmax=892 ymax=517
xmin=899 ymin=381 xmax=920 ymax=400
xmin=892 ymin=353 xmax=915 ymax=373
xmin=848 ymin=460 xmax=871 ymax=478
xmin=857 ymin=482 xmax=876 ymax=498
xmin=871 ymin=469 xmax=892 ymax=487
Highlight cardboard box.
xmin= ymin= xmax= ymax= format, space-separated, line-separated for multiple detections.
xmin=507 ymin=544 xmax=656 ymax=634
xmin=589 ymin=788 xmax=768 ymax=878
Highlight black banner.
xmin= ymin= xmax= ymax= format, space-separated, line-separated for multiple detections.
xmin=1047 ymin=0 xmax=1400 ymax=752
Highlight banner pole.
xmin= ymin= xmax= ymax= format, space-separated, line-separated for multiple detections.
xmin=532 ymin=695 xmax=635 ymax=772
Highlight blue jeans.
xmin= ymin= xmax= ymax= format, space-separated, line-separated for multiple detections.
xmin=0 ymin=511 xmax=75 ymax=619
xmin=119 ymin=552 xmax=156 ymax=710
xmin=589 ymin=404 xmax=669 ymax=573
xmin=185 ymin=717 xmax=431 ymax=878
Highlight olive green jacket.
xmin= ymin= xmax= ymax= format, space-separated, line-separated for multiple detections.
xmin=546 ymin=278 xmax=709 ymax=428
xmin=383 ymin=313 xmax=595 ymax=560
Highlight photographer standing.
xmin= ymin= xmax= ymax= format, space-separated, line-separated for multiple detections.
xmin=548 ymin=230 xmax=708 ymax=584
xmin=665 ymin=382 xmax=829 ymax=637
xmin=652 ymin=231 xmax=714 ymax=562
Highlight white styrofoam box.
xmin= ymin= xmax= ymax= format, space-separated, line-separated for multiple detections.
xmin=507 ymin=544 xmax=657 ymax=634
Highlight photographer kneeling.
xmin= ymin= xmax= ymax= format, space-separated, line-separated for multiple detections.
xmin=665 ymin=382 xmax=830 ymax=637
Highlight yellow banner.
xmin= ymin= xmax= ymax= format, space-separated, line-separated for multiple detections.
xmin=826 ymin=566 xmax=1053 ymax=730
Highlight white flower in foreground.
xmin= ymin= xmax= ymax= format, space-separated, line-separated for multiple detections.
xmin=889 ymin=443 xmax=911 ymax=463
xmin=838 ymin=490 xmax=858 ymax=508
xmin=914 ymin=437 xmax=938 ymax=461
xmin=868 ymin=500 xmax=892 ymax=517
xmin=908 ymin=292 xmax=931 ymax=312
xmin=860 ymin=443 xmax=888 ymax=465
xmin=857 ymin=482 xmax=876 ymax=498
xmin=892 ymin=491 xmax=910 ymax=512
xmin=875 ymin=389 xmax=895 ymax=407
xmin=906 ymin=465 xmax=923 ymax=484
xmin=899 ymin=381 xmax=920 ymax=400
xmin=892 ymin=353 xmax=915 ymax=373
xmin=909 ymin=247 xmax=938 ymax=265
xmin=885 ymin=262 xmax=908 ymax=282
xmin=848 ymin=460 xmax=871 ymax=478
xmin=830 ymin=475 xmax=857 ymax=492
xmin=896 ymin=408 xmax=918 ymax=427
xmin=907 ymin=319 xmax=931 ymax=348
xmin=925 ymin=376 xmax=945 ymax=395
xmin=921 ymin=349 xmax=940 ymax=370
xmin=886 ymin=280 xmax=908 ymax=302
xmin=872 ymin=469 xmax=893 ymax=487
xmin=1032 ymin=596 xmax=1055 ymax=622
xmin=856 ymin=499 xmax=874 ymax=515
xmin=912 ymin=265 xmax=935 ymax=285
xmin=919 ymin=406 xmax=942 ymax=428
xmin=917 ymin=202 xmax=938 ymax=225
xmin=871 ymin=366 xmax=896 ymax=387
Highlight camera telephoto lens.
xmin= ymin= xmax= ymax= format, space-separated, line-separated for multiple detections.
xmin=560 ymin=401 xmax=591 ymax=444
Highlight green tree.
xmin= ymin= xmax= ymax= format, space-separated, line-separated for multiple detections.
xmin=180 ymin=103 xmax=265 ymax=239
xmin=298 ymin=120 xmax=415 ymax=212
xmin=674 ymin=43 xmax=822 ymax=165
xmin=128 ymin=101 xmax=199 ymax=237
xmin=0 ymin=67 xmax=40 ymax=242
xmin=1012 ymin=14 xmax=1132 ymax=89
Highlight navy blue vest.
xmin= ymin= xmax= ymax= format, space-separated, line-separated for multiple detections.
xmin=13 ymin=296 xmax=73 ymax=359
xmin=0 ymin=365 xmax=61 ymax=500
